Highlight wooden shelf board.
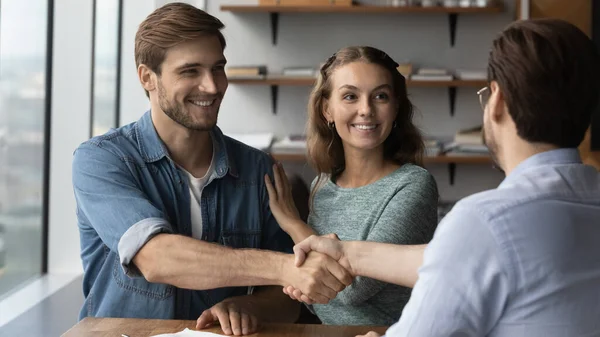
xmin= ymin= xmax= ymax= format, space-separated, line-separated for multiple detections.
xmin=229 ymin=77 xmax=487 ymax=88
xmin=220 ymin=5 xmax=503 ymax=14
xmin=270 ymin=153 xmax=492 ymax=164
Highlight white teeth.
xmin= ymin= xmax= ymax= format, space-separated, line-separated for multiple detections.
xmin=354 ymin=124 xmax=376 ymax=130
xmin=190 ymin=99 xmax=214 ymax=107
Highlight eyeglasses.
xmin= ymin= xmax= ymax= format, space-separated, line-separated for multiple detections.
xmin=476 ymin=86 xmax=490 ymax=112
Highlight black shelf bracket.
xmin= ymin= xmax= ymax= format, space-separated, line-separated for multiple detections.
xmin=449 ymin=13 xmax=458 ymax=47
xmin=448 ymin=163 xmax=456 ymax=185
xmin=270 ymin=85 xmax=279 ymax=114
xmin=448 ymin=86 xmax=457 ymax=116
xmin=270 ymin=12 xmax=279 ymax=45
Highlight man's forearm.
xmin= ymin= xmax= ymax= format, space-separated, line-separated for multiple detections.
xmin=134 ymin=234 xmax=290 ymax=289
xmin=345 ymin=241 xmax=426 ymax=288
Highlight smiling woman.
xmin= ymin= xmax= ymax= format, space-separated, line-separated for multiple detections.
xmin=264 ymin=46 xmax=439 ymax=326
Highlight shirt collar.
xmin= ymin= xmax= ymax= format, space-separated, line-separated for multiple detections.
xmin=499 ymin=148 xmax=582 ymax=188
xmin=134 ymin=110 xmax=238 ymax=178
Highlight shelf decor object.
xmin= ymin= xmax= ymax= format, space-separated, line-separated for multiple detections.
xmin=220 ymin=2 xmax=504 ymax=46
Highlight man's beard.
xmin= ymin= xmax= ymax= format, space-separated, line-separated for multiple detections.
xmin=482 ymin=124 xmax=505 ymax=174
xmin=157 ymin=81 xmax=219 ymax=131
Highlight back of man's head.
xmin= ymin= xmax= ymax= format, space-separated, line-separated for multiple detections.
xmin=488 ymin=18 xmax=600 ymax=148
xmin=135 ymin=2 xmax=226 ymax=97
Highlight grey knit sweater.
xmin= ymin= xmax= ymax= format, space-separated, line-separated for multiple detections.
xmin=307 ymin=164 xmax=439 ymax=326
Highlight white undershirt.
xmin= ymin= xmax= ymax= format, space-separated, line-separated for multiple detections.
xmin=180 ymin=154 xmax=215 ymax=240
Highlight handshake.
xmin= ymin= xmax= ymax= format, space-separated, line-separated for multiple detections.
xmin=281 ymin=233 xmax=354 ymax=305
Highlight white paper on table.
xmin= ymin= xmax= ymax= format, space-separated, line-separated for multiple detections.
xmin=151 ymin=328 xmax=226 ymax=337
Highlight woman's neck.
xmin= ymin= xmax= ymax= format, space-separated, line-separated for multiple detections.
xmin=335 ymin=146 xmax=400 ymax=188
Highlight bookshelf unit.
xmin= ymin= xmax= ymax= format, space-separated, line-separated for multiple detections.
xmin=220 ymin=4 xmax=504 ymax=46
xmin=222 ymin=2 xmax=507 ymax=186
xmin=229 ymin=77 xmax=487 ymax=115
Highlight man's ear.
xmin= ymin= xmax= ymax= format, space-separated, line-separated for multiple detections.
xmin=138 ymin=64 xmax=156 ymax=93
xmin=488 ymin=80 xmax=507 ymax=123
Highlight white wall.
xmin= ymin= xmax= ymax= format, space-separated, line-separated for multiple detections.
xmin=48 ymin=0 xmax=93 ymax=274
xmin=120 ymin=0 xmax=155 ymax=120
xmin=120 ymin=0 xmax=511 ymax=201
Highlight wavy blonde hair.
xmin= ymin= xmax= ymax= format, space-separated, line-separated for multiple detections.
xmin=306 ymin=46 xmax=424 ymax=209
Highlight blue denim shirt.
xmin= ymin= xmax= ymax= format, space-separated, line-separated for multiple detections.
xmin=72 ymin=110 xmax=293 ymax=320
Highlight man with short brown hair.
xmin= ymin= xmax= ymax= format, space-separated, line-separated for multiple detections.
xmin=72 ymin=3 xmax=351 ymax=335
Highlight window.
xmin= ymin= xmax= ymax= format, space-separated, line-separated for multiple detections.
xmin=91 ymin=0 xmax=122 ymax=137
xmin=0 ymin=0 xmax=50 ymax=297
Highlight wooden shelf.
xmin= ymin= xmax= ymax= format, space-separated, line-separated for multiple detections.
xmin=270 ymin=153 xmax=492 ymax=165
xmin=229 ymin=77 xmax=486 ymax=115
xmin=270 ymin=152 xmax=492 ymax=184
xmin=424 ymin=154 xmax=492 ymax=164
xmin=221 ymin=4 xmax=503 ymax=46
xmin=220 ymin=5 xmax=503 ymax=14
xmin=229 ymin=77 xmax=486 ymax=88
xmin=271 ymin=153 xmax=493 ymax=185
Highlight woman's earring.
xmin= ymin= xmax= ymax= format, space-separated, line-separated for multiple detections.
xmin=328 ymin=121 xmax=335 ymax=129
xmin=393 ymin=121 xmax=397 ymax=128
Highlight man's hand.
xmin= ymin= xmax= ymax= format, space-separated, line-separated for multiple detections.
xmin=282 ymin=251 xmax=353 ymax=304
xmin=280 ymin=234 xmax=354 ymax=305
xmin=356 ymin=332 xmax=382 ymax=337
xmin=282 ymin=284 xmax=315 ymax=305
xmin=293 ymin=234 xmax=353 ymax=273
xmin=264 ymin=162 xmax=303 ymax=232
xmin=196 ymin=297 xmax=260 ymax=336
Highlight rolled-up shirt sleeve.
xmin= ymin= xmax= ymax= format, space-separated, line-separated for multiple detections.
xmin=118 ymin=217 xmax=173 ymax=276
xmin=73 ymin=143 xmax=174 ymax=277
xmin=384 ymin=203 xmax=513 ymax=337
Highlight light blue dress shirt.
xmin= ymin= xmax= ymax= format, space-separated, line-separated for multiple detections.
xmin=386 ymin=148 xmax=600 ymax=337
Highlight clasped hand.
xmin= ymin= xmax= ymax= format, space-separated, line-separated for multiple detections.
xmin=264 ymin=162 xmax=354 ymax=304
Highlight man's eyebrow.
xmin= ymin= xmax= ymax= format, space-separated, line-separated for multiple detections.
xmin=175 ymin=59 xmax=227 ymax=71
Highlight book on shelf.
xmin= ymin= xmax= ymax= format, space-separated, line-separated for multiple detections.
xmin=416 ymin=67 xmax=449 ymax=76
xmin=226 ymin=65 xmax=267 ymax=79
xmin=270 ymin=135 xmax=307 ymax=154
xmin=282 ymin=67 xmax=317 ymax=77
xmin=411 ymin=74 xmax=454 ymax=81
xmin=259 ymin=0 xmax=353 ymax=6
xmin=455 ymin=68 xmax=487 ymax=81
xmin=410 ymin=67 xmax=454 ymax=81
xmin=454 ymin=125 xmax=483 ymax=145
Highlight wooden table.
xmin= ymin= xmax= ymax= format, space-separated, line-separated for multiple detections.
xmin=62 ymin=317 xmax=389 ymax=337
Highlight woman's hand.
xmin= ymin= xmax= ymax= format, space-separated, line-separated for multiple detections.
xmin=264 ymin=162 xmax=303 ymax=232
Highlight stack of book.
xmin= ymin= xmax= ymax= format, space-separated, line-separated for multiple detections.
xmin=259 ymin=0 xmax=353 ymax=6
xmin=226 ymin=65 xmax=267 ymax=79
xmin=270 ymin=135 xmax=307 ymax=155
xmin=455 ymin=68 xmax=487 ymax=81
xmin=281 ymin=67 xmax=317 ymax=77
xmin=410 ymin=67 xmax=454 ymax=81
xmin=445 ymin=125 xmax=489 ymax=156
